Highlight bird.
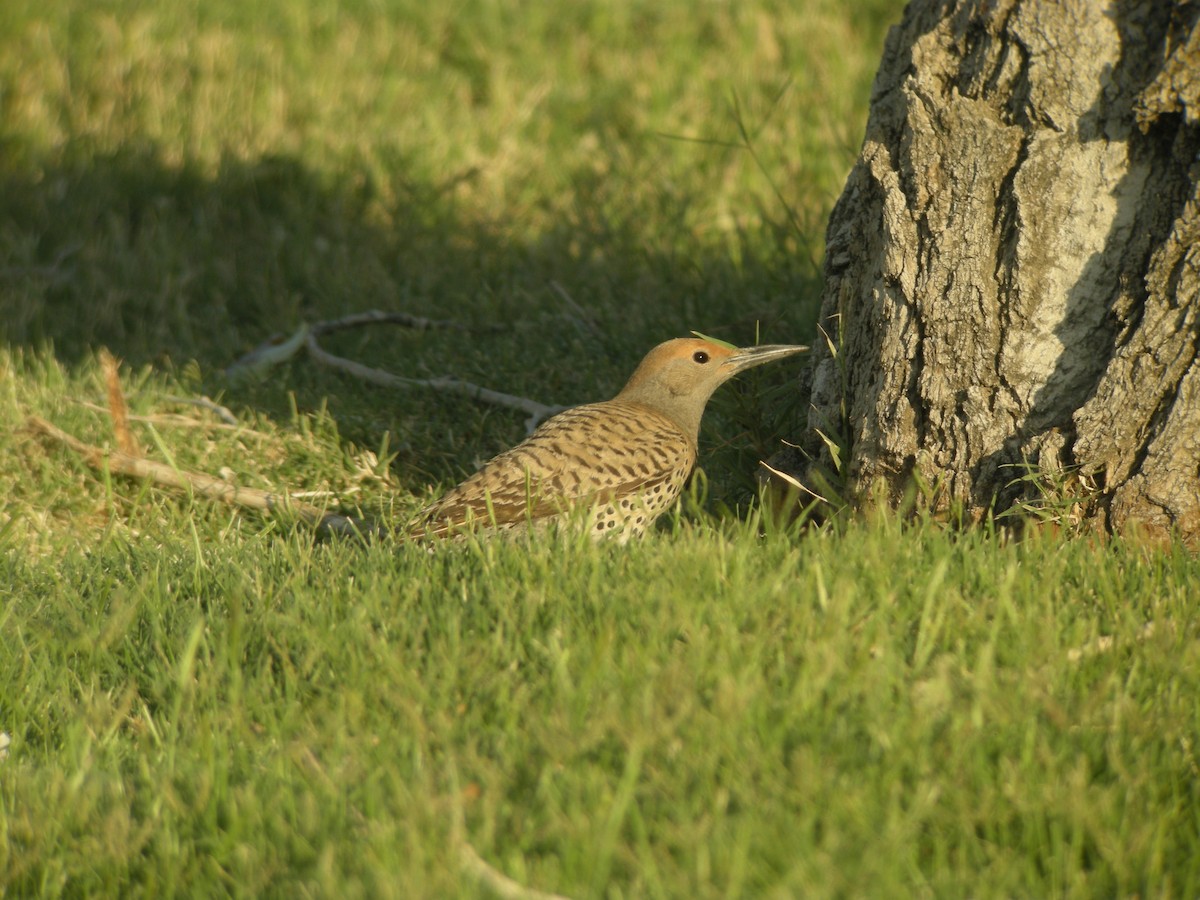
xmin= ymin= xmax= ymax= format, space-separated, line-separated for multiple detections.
xmin=414 ymin=337 xmax=808 ymax=542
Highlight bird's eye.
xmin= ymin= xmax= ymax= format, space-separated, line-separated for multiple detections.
xmin=692 ymin=351 xmax=710 ymax=364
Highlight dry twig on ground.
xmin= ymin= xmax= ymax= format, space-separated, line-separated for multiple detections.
xmin=25 ymin=415 xmax=383 ymax=540
xmin=303 ymin=333 xmax=566 ymax=433
xmin=227 ymin=311 xmax=567 ymax=433
xmin=25 ymin=354 xmax=385 ymax=540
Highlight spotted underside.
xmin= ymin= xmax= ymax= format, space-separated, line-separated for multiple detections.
xmin=416 ymin=400 xmax=697 ymax=541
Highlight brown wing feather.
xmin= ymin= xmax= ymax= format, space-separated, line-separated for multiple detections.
xmin=416 ymin=401 xmax=694 ymax=536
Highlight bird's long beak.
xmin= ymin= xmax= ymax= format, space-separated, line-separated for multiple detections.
xmin=722 ymin=343 xmax=809 ymax=375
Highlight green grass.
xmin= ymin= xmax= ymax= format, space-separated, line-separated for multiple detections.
xmin=3 ymin=0 xmax=1200 ymax=896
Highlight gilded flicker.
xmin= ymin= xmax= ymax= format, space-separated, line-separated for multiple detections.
xmin=416 ymin=337 xmax=807 ymax=541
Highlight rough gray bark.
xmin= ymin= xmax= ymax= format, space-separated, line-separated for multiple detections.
xmin=798 ymin=0 xmax=1200 ymax=544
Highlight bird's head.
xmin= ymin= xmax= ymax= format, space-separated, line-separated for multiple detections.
xmin=614 ymin=337 xmax=808 ymax=440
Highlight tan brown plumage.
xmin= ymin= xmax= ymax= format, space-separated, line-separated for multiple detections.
xmin=416 ymin=337 xmax=807 ymax=542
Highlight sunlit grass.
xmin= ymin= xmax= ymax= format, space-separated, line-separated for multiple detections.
xmin=4 ymin=404 xmax=1198 ymax=894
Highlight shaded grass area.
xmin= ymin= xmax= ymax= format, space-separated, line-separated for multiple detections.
xmin=1 ymin=0 xmax=890 ymax=500
xmin=3 ymin=0 xmax=1199 ymax=896
xmin=0 ymin=148 xmax=815 ymax=497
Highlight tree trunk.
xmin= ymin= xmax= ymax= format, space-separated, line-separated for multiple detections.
xmin=795 ymin=0 xmax=1200 ymax=544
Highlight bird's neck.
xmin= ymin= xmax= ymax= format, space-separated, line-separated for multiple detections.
xmin=611 ymin=390 xmax=704 ymax=448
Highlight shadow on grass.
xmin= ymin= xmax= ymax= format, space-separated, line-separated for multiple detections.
xmin=1 ymin=145 xmax=820 ymax=494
